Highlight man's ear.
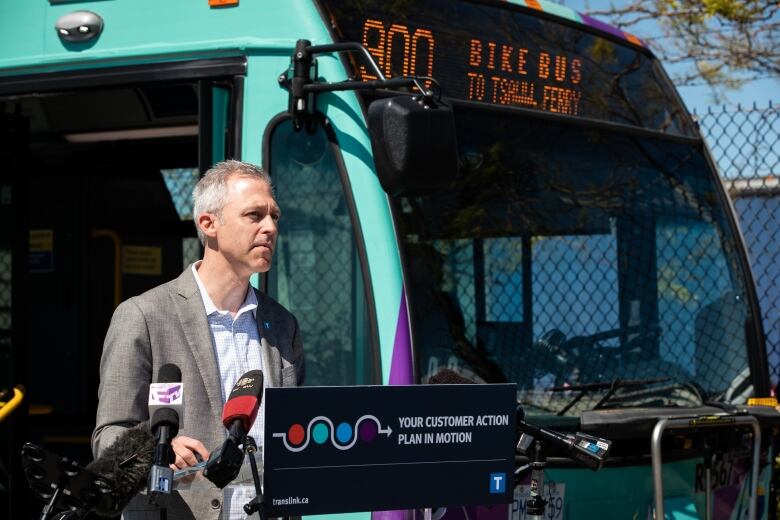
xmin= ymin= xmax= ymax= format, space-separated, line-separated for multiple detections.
xmin=197 ymin=212 xmax=218 ymax=240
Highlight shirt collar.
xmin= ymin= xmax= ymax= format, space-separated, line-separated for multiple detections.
xmin=192 ymin=261 xmax=258 ymax=318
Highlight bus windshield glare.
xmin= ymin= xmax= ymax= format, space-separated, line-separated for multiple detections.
xmin=395 ymin=108 xmax=753 ymax=415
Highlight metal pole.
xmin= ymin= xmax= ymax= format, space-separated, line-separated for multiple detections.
xmin=651 ymin=418 xmax=667 ymax=519
xmin=704 ymin=453 xmax=712 ymax=520
xmin=651 ymin=415 xmax=760 ymax=520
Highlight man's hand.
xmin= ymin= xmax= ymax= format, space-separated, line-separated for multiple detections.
xmin=170 ymin=435 xmax=210 ymax=470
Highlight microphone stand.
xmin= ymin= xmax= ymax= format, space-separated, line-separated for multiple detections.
xmin=38 ymin=487 xmax=87 ymax=520
xmin=513 ymin=408 xmax=612 ymax=520
xmin=513 ymin=441 xmax=547 ymax=520
xmin=50 ymin=512 xmax=85 ymax=520
xmin=39 ymin=486 xmax=64 ymax=520
xmin=242 ymin=435 xmax=267 ymax=520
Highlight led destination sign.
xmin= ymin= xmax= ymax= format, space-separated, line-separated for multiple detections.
xmin=465 ymin=38 xmax=582 ymax=115
xmin=320 ymin=0 xmax=692 ymax=134
xmin=361 ymin=21 xmax=583 ymax=115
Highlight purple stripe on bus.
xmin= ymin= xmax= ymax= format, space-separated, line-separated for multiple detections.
xmin=372 ymin=510 xmax=410 ymax=520
xmin=388 ymin=288 xmax=413 ymax=385
xmin=372 ymin=295 xmax=413 ymax=519
xmin=580 ymin=14 xmax=627 ymax=41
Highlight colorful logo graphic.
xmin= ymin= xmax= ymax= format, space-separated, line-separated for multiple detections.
xmin=152 ymin=384 xmax=181 ymax=404
xmin=273 ymin=415 xmax=392 ymax=452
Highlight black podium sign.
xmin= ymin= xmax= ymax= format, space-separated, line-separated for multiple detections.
xmin=263 ymin=384 xmax=516 ymax=516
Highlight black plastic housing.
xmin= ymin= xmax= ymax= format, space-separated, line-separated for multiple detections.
xmin=367 ymin=95 xmax=458 ymax=197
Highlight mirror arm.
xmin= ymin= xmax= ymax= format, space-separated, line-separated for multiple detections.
xmin=305 ymin=42 xmax=388 ymax=81
xmin=280 ymin=39 xmax=437 ymax=131
xmin=303 ymin=77 xmax=418 ymax=94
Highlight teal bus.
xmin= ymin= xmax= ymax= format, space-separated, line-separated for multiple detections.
xmin=0 ymin=0 xmax=776 ymax=518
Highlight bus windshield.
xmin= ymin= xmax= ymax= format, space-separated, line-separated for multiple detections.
xmin=394 ymin=107 xmax=754 ymax=416
xmin=318 ymin=0 xmax=755 ymax=414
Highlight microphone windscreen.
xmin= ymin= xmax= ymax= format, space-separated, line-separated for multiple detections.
xmin=226 ymin=370 xmax=263 ymax=401
xmin=87 ymin=422 xmax=156 ymax=516
xmin=221 ymin=370 xmax=264 ymax=432
xmin=428 ymin=368 xmax=476 ymax=385
xmin=157 ymin=363 xmax=182 ymax=384
xmin=151 ymin=407 xmax=180 ymax=435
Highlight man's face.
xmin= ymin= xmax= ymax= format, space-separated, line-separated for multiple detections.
xmin=214 ymin=175 xmax=280 ymax=276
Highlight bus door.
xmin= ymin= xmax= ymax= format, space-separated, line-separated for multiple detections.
xmin=0 ymin=69 xmax=241 ymax=512
xmin=0 ymin=109 xmax=29 ymax=519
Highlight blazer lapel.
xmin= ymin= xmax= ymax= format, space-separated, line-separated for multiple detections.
xmin=174 ymin=268 xmax=224 ymax=415
xmin=255 ymin=289 xmax=282 ymax=387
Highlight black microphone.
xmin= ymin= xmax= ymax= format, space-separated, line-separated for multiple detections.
xmin=428 ymin=368 xmax=611 ymax=469
xmin=516 ymin=415 xmax=611 ymax=470
xmin=147 ymin=363 xmax=183 ymax=495
xmin=86 ymin=422 xmax=157 ymax=516
xmin=428 ymin=368 xmax=476 ymax=385
xmin=203 ymin=370 xmax=264 ymax=488
xmin=221 ymin=370 xmax=264 ymax=441
xmin=23 ymin=424 xmax=156 ymax=517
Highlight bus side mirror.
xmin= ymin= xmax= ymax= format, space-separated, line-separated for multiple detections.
xmin=367 ymin=95 xmax=458 ymax=197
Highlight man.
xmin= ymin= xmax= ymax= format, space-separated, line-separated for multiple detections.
xmin=92 ymin=160 xmax=305 ymax=519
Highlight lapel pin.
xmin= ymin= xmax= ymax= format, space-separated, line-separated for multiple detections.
xmin=263 ymin=321 xmax=272 ymax=330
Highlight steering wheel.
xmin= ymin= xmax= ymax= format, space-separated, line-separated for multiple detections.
xmin=533 ymin=324 xmax=661 ymax=381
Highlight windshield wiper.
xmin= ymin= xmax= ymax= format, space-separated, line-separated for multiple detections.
xmin=550 ymin=377 xmax=671 ymax=416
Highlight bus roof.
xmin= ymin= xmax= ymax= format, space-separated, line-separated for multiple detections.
xmin=0 ymin=1 xmax=645 ymax=77
xmin=0 ymin=2 xmax=329 ymax=75
xmin=504 ymin=0 xmax=647 ymax=48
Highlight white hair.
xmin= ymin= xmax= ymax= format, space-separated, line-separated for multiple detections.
xmin=192 ymin=160 xmax=273 ymax=244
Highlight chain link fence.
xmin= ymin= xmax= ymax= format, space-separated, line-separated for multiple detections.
xmin=401 ymin=109 xmax=753 ymax=414
xmin=694 ymin=102 xmax=780 ymax=388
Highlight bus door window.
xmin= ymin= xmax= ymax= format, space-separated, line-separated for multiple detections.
xmin=266 ymin=118 xmax=375 ymax=386
xmin=160 ymin=167 xmax=202 ymax=270
xmin=198 ymin=82 xmax=232 ymax=173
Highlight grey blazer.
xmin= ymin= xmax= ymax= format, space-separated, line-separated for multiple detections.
xmin=92 ymin=266 xmax=304 ymax=519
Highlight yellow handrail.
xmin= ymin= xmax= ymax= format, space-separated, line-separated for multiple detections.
xmin=0 ymin=385 xmax=25 ymax=423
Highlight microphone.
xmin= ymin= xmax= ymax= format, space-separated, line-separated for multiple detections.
xmin=221 ymin=369 xmax=264 ymax=441
xmin=23 ymin=424 xmax=156 ymax=517
xmin=148 ymin=363 xmax=183 ymax=496
xmin=516 ymin=414 xmax=611 ymax=470
xmin=203 ymin=370 xmax=264 ymax=488
xmin=428 ymin=368 xmax=476 ymax=385
xmin=85 ymin=422 xmax=157 ymax=516
xmin=428 ymin=368 xmax=611 ymax=469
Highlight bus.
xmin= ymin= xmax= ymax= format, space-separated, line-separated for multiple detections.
xmin=0 ymin=0 xmax=776 ymax=518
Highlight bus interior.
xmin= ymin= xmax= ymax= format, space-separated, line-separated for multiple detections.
xmin=1 ymin=79 xmax=210 ymax=474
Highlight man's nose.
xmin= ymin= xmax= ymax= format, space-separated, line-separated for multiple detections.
xmin=261 ymin=215 xmax=278 ymax=235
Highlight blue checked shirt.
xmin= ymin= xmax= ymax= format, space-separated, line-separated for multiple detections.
xmin=192 ymin=263 xmax=267 ymax=519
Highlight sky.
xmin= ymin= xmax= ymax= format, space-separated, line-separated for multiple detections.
xmin=678 ymin=77 xmax=778 ymax=115
xmin=563 ymin=0 xmax=778 ymax=115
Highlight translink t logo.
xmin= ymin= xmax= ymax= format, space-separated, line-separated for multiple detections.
xmin=273 ymin=415 xmax=393 ymax=452
xmin=489 ymin=473 xmax=506 ymax=494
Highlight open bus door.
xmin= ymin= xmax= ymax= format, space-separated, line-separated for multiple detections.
xmin=0 ymin=108 xmax=29 ymax=520
xmin=0 ymin=66 xmax=243 ymax=516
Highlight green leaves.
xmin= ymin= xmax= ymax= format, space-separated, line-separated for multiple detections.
xmin=584 ymin=0 xmax=779 ymax=95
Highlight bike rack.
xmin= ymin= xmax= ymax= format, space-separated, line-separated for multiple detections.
xmin=651 ymin=414 xmax=760 ymax=520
